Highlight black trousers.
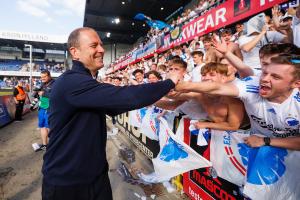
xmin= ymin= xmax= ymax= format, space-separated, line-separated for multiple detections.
xmin=15 ymin=100 xmax=25 ymax=120
xmin=42 ymin=173 xmax=113 ymax=200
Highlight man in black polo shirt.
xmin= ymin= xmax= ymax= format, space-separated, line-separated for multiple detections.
xmin=42 ymin=27 xmax=180 ymax=200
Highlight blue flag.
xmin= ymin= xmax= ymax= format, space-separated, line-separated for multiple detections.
xmin=134 ymin=13 xmax=171 ymax=30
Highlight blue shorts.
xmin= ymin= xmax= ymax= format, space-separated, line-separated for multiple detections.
xmin=38 ymin=108 xmax=49 ymax=128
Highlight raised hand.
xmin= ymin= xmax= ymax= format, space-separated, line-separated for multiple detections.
xmin=272 ymin=5 xmax=280 ymax=17
xmin=212 ymin=37 xmax=228 ymax=55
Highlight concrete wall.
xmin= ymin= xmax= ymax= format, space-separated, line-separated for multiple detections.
xmin=103 ymin=43 xmax=132 ymax=68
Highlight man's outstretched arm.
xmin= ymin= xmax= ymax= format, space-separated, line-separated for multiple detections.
xmin=175 ymin=81 xmax=239 ymax=97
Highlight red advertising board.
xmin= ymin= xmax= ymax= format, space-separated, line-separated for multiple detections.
xmin=182 ymin=119 xmax=244 ymax=200
xmin=159 ymin=0 xmax=288 ymax=50
xmin=110 ymin=0 xmax=288 ymax=71
xmin=0 ymin=94 xmax=31 ymax=127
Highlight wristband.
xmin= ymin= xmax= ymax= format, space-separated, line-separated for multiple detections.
xmin=263 ymin=137 xmax=271 ymax=146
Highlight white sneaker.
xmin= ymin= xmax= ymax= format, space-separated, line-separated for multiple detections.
xmin=32 ymin=143 xmax=41 ymax=151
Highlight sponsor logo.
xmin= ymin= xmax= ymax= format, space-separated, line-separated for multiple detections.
xmin=191 ymin=170 xmax=236 ymax=200
xmin=160 ymin=137 xmax=188 ymax=162
xmin=250 ymin=115 xmax=299 ymax=138
xmin=294 ymin=92 xmax=300 ymax=102
xmin=267 ymin=108 xmax=276 ymax=115
xmin=285 ymin=117 xmax=299 ymax=127
xmin=239 ymin=146 xmax=287 ymax=185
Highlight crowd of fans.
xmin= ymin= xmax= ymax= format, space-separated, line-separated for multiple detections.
xmin=19 ymin=62 xmax=65 ymax=73
xmin=122 ymin=0 xmax=227 ymax=59
xmin=0 ymin=60 xmax=66 ymax=73
xmin=0 ymin=76 xmax=41 ymax=89
xmin=100 ymin=7 xmax=300 ymax=198
xmin=107 ymin=4 xmax=296 ymax=84
xmin=101 ymin=4 xmax=298 ymax=133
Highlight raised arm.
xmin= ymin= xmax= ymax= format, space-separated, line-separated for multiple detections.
xmin=63 ymin=71 xmax=180 ymax=113
xmin=212 ymin=38 xmax=253 ymax=78
xmin=154 ymin=99 xmax=185 ymax=110
xmin=175 ymin=81 xmax=239 ymax=97
xmin=240 ymin=26 xmax=268 ymax=52
xmin=232 ymin=43 xmax=243 ymax=61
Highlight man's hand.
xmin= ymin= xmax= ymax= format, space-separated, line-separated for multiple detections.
xmin=193 ymin=121 xmax=207 ymax=129
xmin=166 ymin=89 xmax=181 ymax=99
xmin=272 ymin=5 xmax=280 ymax=18
xmin=175 ymin=82 xmax=190 ymax=93
xmin=212 ymin=38 xmax=228 ymax=55
xmin=244 ymin=135 xmax=265 ymax=148
xmin=261 ymin=24 xmax=269 ymax=34
xmin=166 ymin=71 xmax=181 ymax=85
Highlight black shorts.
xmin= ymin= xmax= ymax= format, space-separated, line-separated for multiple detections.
xmin=42 ymin=173 xmax=112 ymax=200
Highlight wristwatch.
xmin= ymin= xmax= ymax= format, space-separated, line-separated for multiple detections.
xmin=263 ymin=137 xmax=271 ymax=146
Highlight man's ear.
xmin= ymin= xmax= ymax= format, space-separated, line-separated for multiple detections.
xmin=221 ymin=75 xmax=227 ymax=83
xmin=291 ymin=79 xmax=300 ymax=89
xmin=69 ymin=47 xmax=80 ymax=60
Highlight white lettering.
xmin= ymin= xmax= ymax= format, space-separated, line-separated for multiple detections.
xmin=185 ymin=22 xmax=197 ymax=39
xmin=189 ymin=186 xmax=202 ymax=200
xmin=260 ymin=0 xmax=274 ymax=6
xmin=196 ymin=18 xmax=205 ymax=34
xmin=204 ymin=14 xmax=215 ymax=31
xmin=215 ymin=8 xmax=226 ymax=26
xmin=0 ymin=31 xmax=66 ymax=43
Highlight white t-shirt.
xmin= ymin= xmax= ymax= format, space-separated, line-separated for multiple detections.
xmin=183 ymin=73 xmax=192 ymax=82
xmin=191 ymin=63 xmax=205 ymax=82
xmin=238 ymin=31 xmax=285 ymax=70
xmin=235 ymin=76 xmax=300 ymax=138
xmin=293 ymin=16 xmax=300 ymax=47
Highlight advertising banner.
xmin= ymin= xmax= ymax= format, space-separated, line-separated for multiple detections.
xmin=159 ymin=0 xmax=288 ymax=49
xmin=117 ymin=112 xmax=160 ymax=159
xmin=182 ymin=119 xmax=244 ymax=200
xmin=143 ymin=41 xmax=156 ymax=56
xmin=110 ymin=0 xmax=288 ymax=70
xmin=0 ymin=94 xmax=31 ymax=127
xmin=0 ymin=95 xmax=15 ymax=127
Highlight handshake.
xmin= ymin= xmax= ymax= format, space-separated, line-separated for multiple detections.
xmin=165 ymin=71 xmax=191 ymax=92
